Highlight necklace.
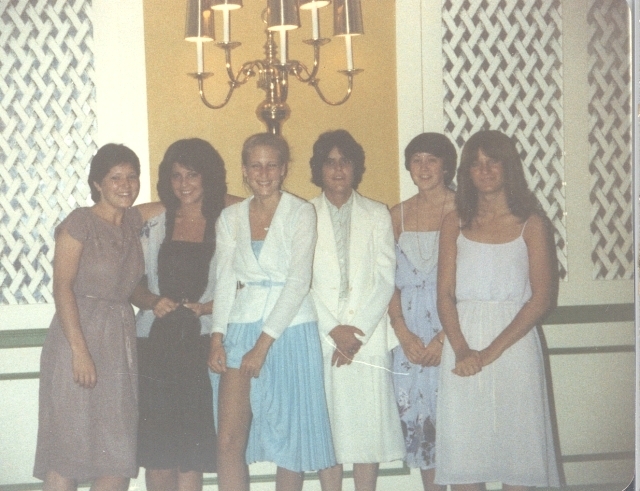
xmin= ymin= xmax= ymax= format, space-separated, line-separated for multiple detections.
xmin=414 ymin=191 xmax=448 ymax=262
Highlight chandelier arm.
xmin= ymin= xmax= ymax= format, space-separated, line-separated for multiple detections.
xmin=310 ymin=73 xmax=355 ymax=106
xmin=290 ymin=61 xmax=316 ymax=84
xmin=197 ymin=77 xmax=236 ymax=110
xmin=235 ymin=60 xmax=265 ymax=85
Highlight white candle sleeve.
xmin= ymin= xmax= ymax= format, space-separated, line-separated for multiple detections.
xmin=223 ymin=9 xmax=230 ymax=44
xmin=197 ymin=40 xmax=203 ymax=73
xmin=311 ymin=6 xmax=319 ymax=40
xmin=345 ymin=35 xmax=353 ymax=71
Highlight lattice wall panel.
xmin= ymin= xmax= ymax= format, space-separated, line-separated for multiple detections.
xmin=441 ymin=0 xmax=567 ymax=278
xmin=0 ymin=0 xmax=96 ymax=304
xmin=588 ymin=0 xmax=632 ymax=280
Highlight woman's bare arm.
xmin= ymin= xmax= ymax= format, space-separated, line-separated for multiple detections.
xmin=437 ymin=211 xmax=482 ymax=376
xmin=479 ymin=214 xmax=555 ymax=366
xmin=53 ymin=230 xmax=96 ymax=388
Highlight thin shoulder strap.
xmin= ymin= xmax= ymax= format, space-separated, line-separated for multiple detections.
xmin=520 ymin=217 xmax=531 ymax=237
xmin=400 ymin=201 xmax=405 ymax=232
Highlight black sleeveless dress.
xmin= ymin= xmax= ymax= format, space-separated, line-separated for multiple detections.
xmin=137 ymin=219 xmax=216 ymax=472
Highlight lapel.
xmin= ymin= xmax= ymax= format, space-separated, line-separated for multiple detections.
xmin=237 ymin=197 xmax=263 ymax=272
xmin=348 ymin=191 xmax=371 ymax=281
xmin=314 ymin=194 xmax=340 ymax=278
xmin=256 ymin=192 xmax=287 ymax=270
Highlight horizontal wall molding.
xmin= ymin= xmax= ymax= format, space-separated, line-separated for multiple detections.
xmin=561 ymin=451 xmax=634 ymax=463
xmin=0 ymin=304 xmax=634 ymax=351
xmin=543 ymin=303 xmax=634 ymax=324
xmin=547 ymin=345 xmax=635 ymax=355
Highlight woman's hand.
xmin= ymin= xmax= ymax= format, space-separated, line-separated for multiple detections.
xmin=329 ymin=325 xmax=364 ymax=367
xmin=183 ymin=300 xmax=213 ymax=318
xmin=152 ymin=297 xmax=179 ymax=318
xmin=397 ymin=329 xmax=427 ymax=365
xmin=240 ymin=346 xmax=269 ymax=378
xmin=208 ymin=334 xmax=227 ymax=373
xmin=419 ymin=334 xmax=444 ymax=367
xmin=452 ymin=348 xmax=482 ymax=377
xmin=72 ymin=349 xmax=97 ymax=388
xmin=239 ymin=332 xmax=274 ymax=378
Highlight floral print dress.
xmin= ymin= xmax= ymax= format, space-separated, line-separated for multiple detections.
xmin=391 ymin=230 xmax=441 ymax=470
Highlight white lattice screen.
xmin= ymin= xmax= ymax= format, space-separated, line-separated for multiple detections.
xmin=587 ymin=0 xmax=632 ymax=280
xmin=0 ymin=0 xmax=96 ymax=304
xmin=441 ymin=0 xmax=567 ymax=279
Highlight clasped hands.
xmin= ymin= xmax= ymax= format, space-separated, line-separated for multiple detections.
xmin=153 ymin=297 xmax=207 ymax=318
xmin=453 ymin=345 xmax=501 ymax=377
xmin=398 ymin=330 xmax=443 ymax=367
xmin=329 ymin=325 xmax=364 ymax=367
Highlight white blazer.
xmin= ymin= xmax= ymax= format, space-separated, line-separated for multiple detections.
xmin=211 ymin=192 xmax=318 ymax=339
xmin=310 ymin=191 xmax=398 ymax=358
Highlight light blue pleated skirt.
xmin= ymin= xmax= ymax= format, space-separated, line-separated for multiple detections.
xmin=210 ymin=320 xmax=336 ymax=472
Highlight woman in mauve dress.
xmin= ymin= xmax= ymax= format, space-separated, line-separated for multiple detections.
xmin=34 ymin=144 xmax=145 ymax=491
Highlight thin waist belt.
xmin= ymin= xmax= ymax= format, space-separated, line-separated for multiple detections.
xmin=76 ymin=294 xmax=128 ymax=305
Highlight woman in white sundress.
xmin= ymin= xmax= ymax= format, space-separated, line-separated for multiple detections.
xmin=435 ymin=130 xmax=560 ymax=490
xmin=388 ymin=133 xmax=456 ymax=491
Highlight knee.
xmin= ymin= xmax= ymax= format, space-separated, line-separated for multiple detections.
xmin=217 ymin=426 xmax=247 ymax=456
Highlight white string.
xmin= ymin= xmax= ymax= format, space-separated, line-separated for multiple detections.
xmin=322 ymin=336 xmax=409 ymax=376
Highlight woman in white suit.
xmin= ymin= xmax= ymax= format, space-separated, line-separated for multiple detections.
xmin=309 ymin=130 xmax=405 ymax=491
xmin=208 ymin=133 xmax=335 ymax=491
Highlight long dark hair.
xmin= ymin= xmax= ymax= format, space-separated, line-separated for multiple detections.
xmin=456 ymin=130 xmax=539 ymax=228
xmin=157 ymin=138 xmax=227 ymax=240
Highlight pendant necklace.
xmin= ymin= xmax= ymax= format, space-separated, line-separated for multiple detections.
xmin=415 ymin=192 xmax=448 ymax=262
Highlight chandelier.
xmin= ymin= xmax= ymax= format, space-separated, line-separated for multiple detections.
xmin=185 ymin=0 xmax=364 ymax=135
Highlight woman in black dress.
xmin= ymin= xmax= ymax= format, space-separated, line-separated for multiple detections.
xmin=131 ymin=138 xmax=239 ymax=491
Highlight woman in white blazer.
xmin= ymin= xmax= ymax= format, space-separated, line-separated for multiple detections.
xmin=208 ymin=133 xmax=335 ymax=491
xmin=309 ymin=130 xmax=405 ymax=491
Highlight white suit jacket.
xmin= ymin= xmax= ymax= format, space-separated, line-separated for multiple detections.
xmin=211 ymin=192 xmax=318 ymax=339
xmin=310 ymin=191 xmax=398 ymax=358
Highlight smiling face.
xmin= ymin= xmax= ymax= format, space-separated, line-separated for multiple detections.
xmin=242 ymin=145 xmax=286 ymax=199
xmin=469 ymin=148 xmax=505 ymax=195
xmin=170 ymin=162 xmax=203 ymax=206
xmin=408 ymin=152 xmax=447 ymax=192
xmin=92 ymin=162 xmax=140 ymax=211
xmin=321 ymin=146 xmax=355 ymax=198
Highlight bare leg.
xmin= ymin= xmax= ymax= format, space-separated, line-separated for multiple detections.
xmin=145 ymin=469 xmax=178 ymax=491
xmin=318 ymin=464 xmax=343 ymax=491
xmin=352 ymin=463 xmax=379 ymax=491
xmin=177 ymin=470 xmax=203 ymax=491
xmin=275 ymin=467 xmax=304 ymax=491
xmin=90 ymin=476 xmax=130 ymax=491
xmin=43 ymin=471 xmax=76 ymax=491
xmin=216 ymin=368 xmax=252 ymax=491
xmin=420 ymin=468 xmax=444 ymax=491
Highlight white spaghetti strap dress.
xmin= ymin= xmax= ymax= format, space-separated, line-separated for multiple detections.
xmin=435 ymin=225 xmax=560 ymax=487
